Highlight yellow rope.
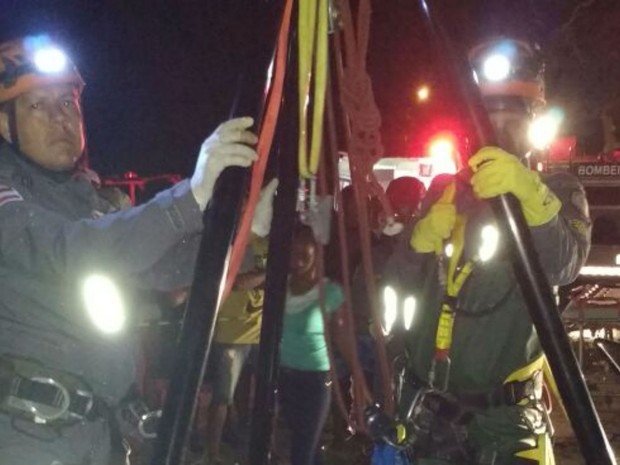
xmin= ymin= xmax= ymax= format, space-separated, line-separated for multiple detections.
xmin=298 ymin=0 xmax=328 ymax=179
xmin=434 ymin=199 xmax=475 ymax=355
xmin=447 ymin=215 xmax=474 ymax=298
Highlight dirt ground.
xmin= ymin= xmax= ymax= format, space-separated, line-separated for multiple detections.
xmin=550 ymin=350 xmax=620 ymax=465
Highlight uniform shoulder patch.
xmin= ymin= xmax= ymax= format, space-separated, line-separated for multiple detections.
xmin=0 ymin=184 xmax=23 ymax=207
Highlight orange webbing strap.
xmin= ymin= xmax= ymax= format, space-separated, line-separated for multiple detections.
xmin=333 ymin=0 xmax=393 ymax=413
xmin=223 ymin=0 xmax=293 ymax=299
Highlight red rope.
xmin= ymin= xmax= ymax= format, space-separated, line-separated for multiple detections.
xmin=325 ymin=75 xmax=373 ymax=432
xmin=333 ymin=0 xmax=394 ymax=413
xmin=316 ymin=138 xmax=371 ymax=433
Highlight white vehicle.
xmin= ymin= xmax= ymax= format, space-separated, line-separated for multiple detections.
xmin=339 ymin=133 xmax=459 ymax=189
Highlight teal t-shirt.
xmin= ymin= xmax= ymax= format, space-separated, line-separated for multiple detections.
xmin=280 ymin=280 xmax=344 ymax=371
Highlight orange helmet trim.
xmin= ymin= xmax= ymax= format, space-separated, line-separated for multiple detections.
xmin=0 ymin=37 xmax=85 ymax=104
xmin=478 ymin=81 xmax=545 ymax=104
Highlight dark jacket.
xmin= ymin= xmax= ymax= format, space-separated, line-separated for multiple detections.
xmin=384 ymin=170 xmax=591 ymax=394
xmin=0 ymin=143 xmax=203 ymax=403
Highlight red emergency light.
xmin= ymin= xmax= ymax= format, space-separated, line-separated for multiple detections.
xmin=548 ymin=136 xmax=577 ymax=162
xmin=425 ymin=131 xmax=458 ymax=175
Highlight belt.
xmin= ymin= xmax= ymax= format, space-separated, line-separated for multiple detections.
xmin=1 ymin=374 xmax=107 ymax=424
xmin=454 ymin=371 xmax=543 ymax=410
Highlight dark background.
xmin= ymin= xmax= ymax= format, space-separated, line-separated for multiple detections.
xmin=2 ymin=0 xmax=619 ymax=178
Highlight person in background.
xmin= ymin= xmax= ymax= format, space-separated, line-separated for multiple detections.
xmin=384 ymin=176 xmax=426 ymax=229
xmin=279 ymin=224 xmax=363 ymax=465
xmin=200 ymin=211 xmax=272 ymax=464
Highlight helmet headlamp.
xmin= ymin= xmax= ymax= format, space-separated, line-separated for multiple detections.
xmin=0 ymin=35 xmax=84 ymax=103
xmin=33 ymin=47 xmax=69 ymax=74
xmin=469 ymin=38 xmax=544 ymax=104
xmin=472 ymin=40 xmax=542 ymax=83
xmin=482 ymin=54 xmax=511 ymax=82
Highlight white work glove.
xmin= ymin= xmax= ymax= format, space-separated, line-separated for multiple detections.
xmin=252 ymin=178 xmax=279 ymax=237
xmin=191 ymin=117 xmax=259 ymax=210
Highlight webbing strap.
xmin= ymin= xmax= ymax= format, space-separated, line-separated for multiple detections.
xmin=222 ymin=0 xmax=293 ymax=299
xmin=430 ymin=192 xmax=476 ymax=389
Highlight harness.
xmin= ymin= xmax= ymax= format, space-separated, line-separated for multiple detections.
xmin=0 ymin=355 xmax=104 ymax=426
xmin=397 ymin=184 xmax=550 ymax=462
xmin=0 ymin=354 xmax=159 ymax=442
xmin=429 ymin=205 xmax=474 ymax=391
xmin=426 ymin=183 xmax=542 ymax=402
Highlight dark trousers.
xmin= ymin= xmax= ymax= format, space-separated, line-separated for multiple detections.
xmin=279 ymin=368 xmax=332 ymax=465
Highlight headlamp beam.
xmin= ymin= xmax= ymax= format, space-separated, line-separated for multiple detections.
xmin=482 ymin=54 xmax=511 ymax=82
xmin=33 ymin=47 xmax=69 ymax=74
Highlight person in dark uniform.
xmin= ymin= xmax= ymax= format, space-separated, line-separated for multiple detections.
xmin=383 ymin=38 xmax=591 ymax=464
xmin=0 ymin=35 xmax=267 ymax=464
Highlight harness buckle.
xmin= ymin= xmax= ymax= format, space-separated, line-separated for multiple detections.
xmin=70 ymin=388 xmax=94 ymax=420
xmin=503 ymin=381 xmax=519 ymax=406
xmin=6 ymin=376 xmax=71 ymax=423
xmin=138 ymin=409 xmax=161 ymax=439
xmin=118 ymin=399 xmax=161 ymax=439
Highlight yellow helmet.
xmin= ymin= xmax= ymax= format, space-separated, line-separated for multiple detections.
xmin=0 ymin=35 xmax=85 ymax=104
xmin=469 ymin=38 xmax=544 ymax=107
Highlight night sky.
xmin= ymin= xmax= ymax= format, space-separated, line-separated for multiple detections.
xmin=2 ymin=0 xmax=619 ymax=179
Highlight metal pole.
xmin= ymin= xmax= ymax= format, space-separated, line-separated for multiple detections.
xmin=579 ymin=323 xmax=584 ymax=367
xmin=152 ymin=2 xmax=286 ymax=464
xmin=595 ymin=338 xmax=620 ymax=377
xmin=248 ymin=19 xmax=299 ymax=465
xmin=416 ymin=1 xmax=616 ymax=463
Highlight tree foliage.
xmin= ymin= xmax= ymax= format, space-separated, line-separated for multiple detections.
xmin=545 ymin=0 xmax=620 ymax=151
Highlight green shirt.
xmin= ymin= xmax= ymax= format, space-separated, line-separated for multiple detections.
xmin=280 ymin=280 xmax=344 ymax=371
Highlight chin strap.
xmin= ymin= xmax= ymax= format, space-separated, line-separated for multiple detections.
xmin=3 ymin=100 xmax=19 ymax=148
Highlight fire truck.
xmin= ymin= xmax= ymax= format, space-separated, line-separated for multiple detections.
xmin=543 ymin=136 xmax=620 ymax=376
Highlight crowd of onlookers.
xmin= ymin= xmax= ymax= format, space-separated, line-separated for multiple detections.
xmin=138 ymin=176 xmax=427 ymax=465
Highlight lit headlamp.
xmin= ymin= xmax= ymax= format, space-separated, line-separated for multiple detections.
xmin=469 ymin=38 xmax=544 ymax=104
xmin=470 ymin=39 xmax=542 ymax=83
xmin=33 ymin=47 xmax=69 ymax=74
xmin=1 ymin=46 xmax=67 ymax=86
xmin=481 ymin=53 xmax=511 ymax=82
xmin=0 ymin=35 xmax=84 ymax=100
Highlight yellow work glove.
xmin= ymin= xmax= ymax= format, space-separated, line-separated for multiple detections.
xmin=410 ymin=183 xmax=456 ymax=254
xmin=469 ymin=147 xmax=561 ymax=227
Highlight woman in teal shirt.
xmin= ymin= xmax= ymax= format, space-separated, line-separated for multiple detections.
xmin=279 ymin=225 xmax=357 ymax=465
